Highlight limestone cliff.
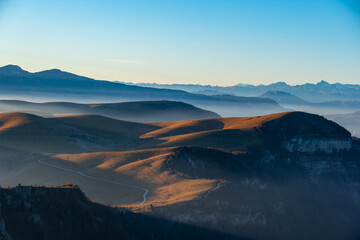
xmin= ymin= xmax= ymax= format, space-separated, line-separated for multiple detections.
xmin=282 ymin=137 xmax=352 ymax=153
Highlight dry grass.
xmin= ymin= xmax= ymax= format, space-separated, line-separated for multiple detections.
xmin=3 ymin=111 xmax=323 ymax=208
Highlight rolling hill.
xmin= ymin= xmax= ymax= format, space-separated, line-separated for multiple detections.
xmin=0 ymin=112 xmax=160 ymax=153
xmin=0 ymin=111 xmax=359 ymax=239
xmin=144 ymin=111 xmax=351 ymax=153
xmin=0 ymin=100 xmax=220 ymax=122
xmin=0 ymin=111 xmax=351 ymax=153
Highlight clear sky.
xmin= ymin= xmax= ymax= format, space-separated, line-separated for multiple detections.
xmin=0 ymin=0 xmax=359 ymax=86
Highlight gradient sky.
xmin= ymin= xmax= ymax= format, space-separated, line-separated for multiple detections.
xmin=0 ymin=0 xmax=359 ymax=86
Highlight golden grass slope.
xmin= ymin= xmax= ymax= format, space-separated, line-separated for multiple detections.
xmin=141 ymin=112 xmax=291 ymax=151
xmin=0 ymin=112 xmax=160 ymax=153
xmin=52 ymin=147 xmax=222 ymax=207
xmin=0 ymin=111 xmax=348 ymax=208
xmin=1 ymin=111 xmax=344 ymax=153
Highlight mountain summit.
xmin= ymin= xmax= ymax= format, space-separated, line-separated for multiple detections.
xmin=0 ymin=64 xmax=27 ymax=74
xmin=260 ymin=90 xmax=308 ymax=105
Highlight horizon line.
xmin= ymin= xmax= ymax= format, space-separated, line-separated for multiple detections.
xmin=1 ymin=64 xmax=357 ymax=88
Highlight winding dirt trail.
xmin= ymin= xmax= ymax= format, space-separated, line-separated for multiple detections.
xmin=37 ymin=135 xmax=173 ymax=205
xmin=38 ymin=159 xmax=149 ymax=205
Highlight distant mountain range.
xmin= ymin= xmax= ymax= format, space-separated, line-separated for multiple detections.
xmin=260 ymin=90 xmax=360 ymax=113
xmin=135 ymin=80 xmax=360 ymax=102
xmin=1 ymin=64 xmax=358 ymax=117
xmin=0 ymin=65 xmax=286 ymax=117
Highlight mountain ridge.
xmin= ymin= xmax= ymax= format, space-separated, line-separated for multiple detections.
xmin=0 ymin=111 xmax=352 ymax=154
xmin=260 ymin=90 xmax=309 ymax=105
xmin=136 ymin=80 xmax=360 ymax=102
xmin=0 ymin=65 xmax=286 ymax=117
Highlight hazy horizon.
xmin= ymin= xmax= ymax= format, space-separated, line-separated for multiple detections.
xmin=1 ymin=63 xmax=359 ymax=88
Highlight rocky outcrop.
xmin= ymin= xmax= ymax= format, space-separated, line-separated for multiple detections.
xmin=282 ymin=137 xmax=352 ymax=153
xmin=259 ymin=112 xmax=353 ymax=153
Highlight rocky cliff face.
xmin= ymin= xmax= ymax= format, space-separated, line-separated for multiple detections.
xmin=259 ymin=112 xmax=353 ymax=154
xmin=149 ymin=148 xmax=360 ymax=240
xmin=281 ymin=137 xmax=352 ymax=153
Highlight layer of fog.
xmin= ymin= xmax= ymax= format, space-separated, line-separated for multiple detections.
xmin=1 ymin=93 xmax=359 ymax=137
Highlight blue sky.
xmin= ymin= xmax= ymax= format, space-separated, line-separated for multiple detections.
xmin=0 ymin=0 xmax=359 ymax=86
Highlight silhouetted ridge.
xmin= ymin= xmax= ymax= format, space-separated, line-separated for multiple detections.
xmin=0 ymin=65 xmax=286 ymax=117
xmin=0 ymin=64 xmax=23 ymax=71
xmin=0 ymin=65 xmax=27 ymax=74
xmin=88 ymin=100 xmax=221 ymax=121
xmin=0 ymin=99 xmax=221 ymax=122
xmin=34 ymin=68 xmax=92 ymax=81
